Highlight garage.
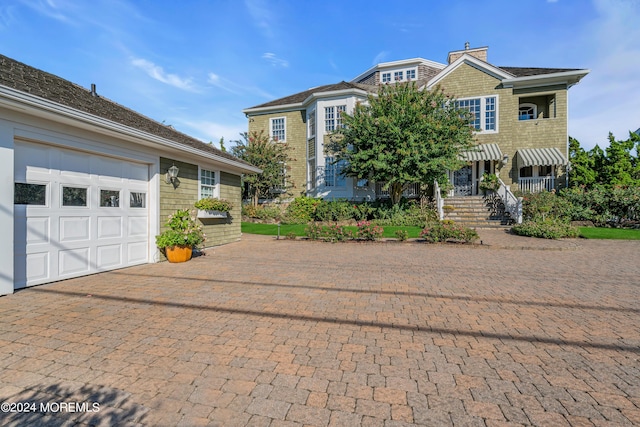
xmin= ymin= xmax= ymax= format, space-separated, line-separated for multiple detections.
xmin=13 ymin=140 xmax=150 ymax=288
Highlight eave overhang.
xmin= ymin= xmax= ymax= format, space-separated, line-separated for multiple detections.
xmin=0 ymin=85 xmax=262 ymax=174
xmin=501 ymin=69 xmax=590 ymax=89
xmin=243 ymin=87 xmax=370 ymax=116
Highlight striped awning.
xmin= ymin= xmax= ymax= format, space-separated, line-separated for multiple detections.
xmin=517 ymin=147 xmax=566 ymax=169
xmin=459 ymin=143 xmax=503 ymax=161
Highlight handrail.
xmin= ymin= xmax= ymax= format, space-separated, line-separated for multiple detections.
xmin=497 ymin=178 xmax=523 ymax=224
xmin=434 ymin=180 xmax=444 ymax=220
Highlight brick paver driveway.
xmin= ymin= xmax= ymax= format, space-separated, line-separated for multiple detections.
xmin=0 ymin=233 xmax=639 ymax=426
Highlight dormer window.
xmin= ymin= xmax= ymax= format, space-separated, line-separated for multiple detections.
xmin=406 ymin=69 xmax=416 ymax=80
xmin=394 ymin=71 xmax=403 ymax=81
xmin=382 ymin=72 xmax=391 ymax=83
xmin=519 ymin=103 xmax=537 ymax=121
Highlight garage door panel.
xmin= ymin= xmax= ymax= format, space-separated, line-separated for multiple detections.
xmin=14 ymin=252 xmax=50 ymax=286
xmin=59 ymin=248 xmax=90 ymax=276
xmin=127 ymin=162 xmax=149 ymax=181
xmin=15 ymin=144 xmax=54 ymax=181
xmin=127 ymin=241 xmax=148 ymax=263
xmin=59 ymin=216 xmax=91 ymax=242
xmin=26 ymin=217 xmax=50 ymax=245
xmin=97 ymin=245 xmax=122 ymax=269
xmin=128 ymin=216 xmax=148 ymax=237
xmin=94 ymin=156 xmax=124 ymax=182
xmin=59 ymin=150 xmax=91 ymax=178
xmin=98 ymin=216 xmax=123 ymax=239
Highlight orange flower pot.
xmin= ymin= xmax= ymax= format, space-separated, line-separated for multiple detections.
xmin=165 ymin=245 xmax=193 ymax=263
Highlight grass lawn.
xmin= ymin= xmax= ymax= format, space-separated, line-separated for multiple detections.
xmin=241 ymin=222 xmax=425 ymax=238
xmin=579 ymin=227 xmax=640 ymax=240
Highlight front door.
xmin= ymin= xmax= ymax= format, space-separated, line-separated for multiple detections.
xmin=453 ymin=165 xmax=472 ymax=196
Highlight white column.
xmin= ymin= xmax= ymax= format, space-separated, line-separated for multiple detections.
xmin=0 ymin=120 xmax=15 ymax=295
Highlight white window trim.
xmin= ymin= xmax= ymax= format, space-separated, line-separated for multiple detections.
xmin=456 ymin=95 xmax=499 ymax=134
xmin=270 ymin=117 xmax=286 ymax=142
xmin=308 ymin=109 xmax=316 ymax=137
xmin=519 ymin=102 xmax=537 ymax=121
xmin=381 ymin=66 xmax=418 ymax=83
xmin=198 ymin=166 xmax=220 ymax=199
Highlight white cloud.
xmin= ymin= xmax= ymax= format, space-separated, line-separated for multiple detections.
xmin=568 ymin=0 xmax=640 ymax=149
xmin=262 ymin=52 xmax=289 ymax=68
xmin=20 ymin=0 xmax=74 ymax=24
xmin=131 ymin=58 xmax=197 ymax=92
xmin=372 ymin=51 xmax=390 ymax=65
xmin=245 ymin=0 xmax=274 ymax=39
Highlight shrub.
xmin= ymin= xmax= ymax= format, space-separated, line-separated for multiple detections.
xmin=394 ymin=229 xmax=409 ymax=241
xmin=284 ymin=197 xmax=321 ymax=224
xmin=242 ymin=204 xmax=282 ymax=221
xmin=371 ymin=199 xmax=436 ymax=226
xmin=511 ymin=218 xmax=579 ymax=239
xmin=323 ymin=224 xmax=351 ymax=242
xmin=420 ymin=220 xmax=478 ymax=243
xmin=356 ymin=221 xmax=384 ymax=241
xmin=521 ymin=190 xmax=574 ymax=221
xmin=313 ymin=199 xmax=354 ymax=222
xmin=155 ymin=209 xmax=205 ymax=248
xmin=305 ymin=223 xmax=324 ymax=240
xmin=285 ymin=232 xmax=297 ymax=240
xmin=479 ymin=172 xmax=500 ymax=193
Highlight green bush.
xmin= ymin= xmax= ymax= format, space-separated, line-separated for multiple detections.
xmin=155 ymin=209 xmax=205 ymax=248
xmin=356 ymin=221 xmax=384 ymax=241
xmin=283 ymin=197 xmax=322 ymax=224
xmin=511 ymin=218 xmax=579 ymax=239
xmin=394 ymin=229 xmax=409 ymax=241
xmin=195 ymin=197 xmax=233 ymax=212
xmin=242 ymin=204 xmax=282 ymax=221
xmin=371 ymin=200 xmax=436 ymax=226
xmin=313 ymin=199 xmax=354 ymax=222
xmin=420 ymin=220 xmax=478 ymax=243
xmin=304 ymin=223 xmax=353 ymax=242
xmin=520 ymin=190 xmax=574 ymax=222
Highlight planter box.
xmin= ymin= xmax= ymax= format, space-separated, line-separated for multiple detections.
xmin=197 ymin=209 xmax=228 ymax=219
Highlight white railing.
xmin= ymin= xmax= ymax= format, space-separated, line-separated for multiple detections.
xmin=518 ymin=176 xmax=555 ymax=193
xmin=375 ymin=182 xmax=420 ymax=198
xmin=497 ymin=178 xmax=523 ymax=224
xmin=434 ymin=180 xmax=444 ymax=220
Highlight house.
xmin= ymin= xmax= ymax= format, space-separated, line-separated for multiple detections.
xmin=0 ymin=54 xmax=261 ymax=296
xmin=243 ymin=44 xmax=589 ymax=201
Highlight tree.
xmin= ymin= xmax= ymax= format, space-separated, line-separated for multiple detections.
xmin=327 ymin=82 xmax=475 ymax=205
xmin=569 ymin=132 xmax=640 ymax=188
xmin=568 ymin=136 xmax=597 ymax=187
xmin=219 ymin=136 xmax=226 ymax=152
xmin=230 ymin=130 xmax=294 ymax=206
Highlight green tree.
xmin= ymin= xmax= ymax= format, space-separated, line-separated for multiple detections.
xmin=231 ymin=130 xmax=294 ymax=206
xmin=327 ymin=82 xmax=475 ymax=205
xmin=600 ymin=132 xmax=639 ymax=186
xmin=219 ymin=136 xmax=226 ymax=152
xmin=568 ymin=136 xmax=597 ymax=187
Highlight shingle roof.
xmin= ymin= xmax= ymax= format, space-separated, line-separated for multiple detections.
xmin=0 ymin=54 xmax=255 ymax=168
xmin=247 ymin=81 xmax=375 ymax=110
xmin=498 ymin=66 xmax=584 ymax=77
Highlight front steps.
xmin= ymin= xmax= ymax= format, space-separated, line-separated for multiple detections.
xmin=442 ymin=196 xmax=512 ymax=228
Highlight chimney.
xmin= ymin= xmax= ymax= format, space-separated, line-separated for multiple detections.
xmin=90 ymin=83 xmax=97 ymax=97
xmin=447 ymin=43 xmax=489 ymax=64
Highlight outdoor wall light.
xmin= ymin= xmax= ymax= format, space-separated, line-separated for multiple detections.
xmin=501 ymin=155 xmax=509 ymax=166
xmin=165 ymin=164 xmax=180 ymax=184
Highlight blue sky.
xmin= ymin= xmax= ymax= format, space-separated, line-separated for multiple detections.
xmin=1 ymin=0 xmax=638 ymax=151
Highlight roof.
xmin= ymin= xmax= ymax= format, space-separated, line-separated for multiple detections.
xmin=246 ymin=81 xmax=375 ymax=110
xmin=498 ymin=67 xmax=585 ymax=77
xmin=0 ymin=54 xmax=257 ymax=170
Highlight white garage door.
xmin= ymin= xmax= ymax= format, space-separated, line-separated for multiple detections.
xmin=14 ymin=141 xmax=150 ymax=288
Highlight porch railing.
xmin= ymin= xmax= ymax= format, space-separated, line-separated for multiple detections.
xmin=375 ymin=182 xmax=420 ymax=198
xmin=497 ymin=178 xmax=523 ymax=224
xmin=518 ymin=176 xmax=555 ymax=193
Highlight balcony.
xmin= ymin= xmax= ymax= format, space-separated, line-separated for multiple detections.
xmin=518 ymin=176 xmax=555 ymax=193
xmin=375 ymin=182 xmax=420 ymax=198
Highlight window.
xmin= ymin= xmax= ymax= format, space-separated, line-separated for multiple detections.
xmin=519 ymin=103 xmax=537 ymax=120
xmin=325 ymin=105 xmax=346 ymax=132
xmin=382 ymin=72 xmax=391 ymax=83
xmin=394 ymin=71 xmax=403 ymax=81
xmin=456 ymin=96 xmax=498 ymax=132
xmin=62 ymin=186 xmax=87 ymax=207
xmin=406 ymin=69 xmax=416 ymax=80
xmin=324 ymin=157 xmax=346 ymax=187
xmin=14 ymin=183 xmax=46 ymax=205
xmin=308 ymin=158 xmax=316 ymax=190
xmin=308 ymin=110 xmax=316 ymax=137
xmin=271 ymin=117 xmax=286 ymax=141
xmin=130 ymin=192 xmax=146 ymax=208
xmin=100 ymin=190 xmax=120 ymax=207
xmin=200 ymin=168 xmax=217 ymax=198
xmin=272 ymin=162 xmax=287 ymax=194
